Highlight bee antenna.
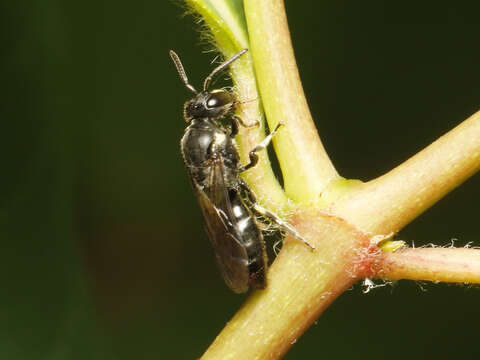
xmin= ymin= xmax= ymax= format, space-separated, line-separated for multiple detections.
xmin=169 ymin=50 xmax=198 ymax=94
xmin=203 ymin=49 xmax=248 ymax=91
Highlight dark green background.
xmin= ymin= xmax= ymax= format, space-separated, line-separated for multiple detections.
xmin=2 ymin=1 xmax=479 ymax=359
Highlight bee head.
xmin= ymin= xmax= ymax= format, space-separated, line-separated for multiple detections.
xmin=169 ymin=49 xmax=247 ymax=122
xmin=184 ymin=89 xmax=235 ymax=121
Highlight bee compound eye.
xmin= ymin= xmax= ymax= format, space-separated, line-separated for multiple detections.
xmin=206 ymin=91 xmax=233 ymax=109
xmin=207 ymin=97 xmax=218 ymax=108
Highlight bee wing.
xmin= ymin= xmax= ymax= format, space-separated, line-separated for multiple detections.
xmin=190 ymin=158 xmax=250 ymax=293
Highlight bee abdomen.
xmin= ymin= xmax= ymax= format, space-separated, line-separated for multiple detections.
xmin=229 ymin=195 xmax=267 ymax=289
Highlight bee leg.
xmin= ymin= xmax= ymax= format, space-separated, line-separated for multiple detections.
xmin=252 ymin=202 xmax=315 ymax=250
xmin=230 ymin=115 xmax=260 ymax=138
xmin=238 ymin=122 xmax=282 ymax=173
xmin=234 ymin=114 xmax=260 ymax=128
xmin=238 ymin=179 xmax=315 ymax=250
xmin=230 ymin=117 xmax=239 ymax=138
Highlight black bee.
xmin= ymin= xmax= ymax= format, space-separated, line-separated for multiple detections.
xmin=169 ymin=49 xmax=313 ymax=293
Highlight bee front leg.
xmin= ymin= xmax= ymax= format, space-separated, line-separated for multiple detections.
xmin=230 ymin=115 xmax=260 ymax=138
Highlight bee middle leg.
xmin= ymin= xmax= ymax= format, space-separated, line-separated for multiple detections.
xmin=238 ymin=122 xmax=283 ymax=173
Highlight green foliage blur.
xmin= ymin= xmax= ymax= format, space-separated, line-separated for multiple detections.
xmin=2 ymin=1 xmax=479 ymax=359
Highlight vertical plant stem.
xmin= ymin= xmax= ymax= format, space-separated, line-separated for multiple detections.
xmin=244 ymin=0 xmax=338 ymax=204
xmin=185 ymin=0 xmax=291 ymax=210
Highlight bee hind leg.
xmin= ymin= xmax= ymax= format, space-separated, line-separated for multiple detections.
xmin=238 ymin=179 xmax=315 ymax=250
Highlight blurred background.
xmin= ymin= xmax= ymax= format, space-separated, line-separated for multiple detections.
xmin=2 ymin=1 xmax=480 ymax=359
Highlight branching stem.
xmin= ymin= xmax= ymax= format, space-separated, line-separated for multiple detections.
xmin=333 ymin=110 xmax=480 ymax=236
xmin=180 ymin=1 xmax=480 ymax=359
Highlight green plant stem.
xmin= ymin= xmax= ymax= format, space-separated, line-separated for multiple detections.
xmin=333 ymin=110 xmax=480 ymax=236
xmin=181 ymin=1 xmax=480 ymax=359
xmin=374 ymin=248 xmax=480 ymax=283
xmin=201 ymin=210 xmax=366 ymax=360
xmin=185 ymin=0 xmax=290 ymax=210
xmin=244 ymin=0 xmax=339 ymax=205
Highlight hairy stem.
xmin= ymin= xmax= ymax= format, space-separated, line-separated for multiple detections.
xmin=374 ymin=248 xmax=480 ymax=283
xmin=185 ymin=0 xmax=291 ymax=210
xmin=182 ymin=1 xmax=480 ymax=359
xmin=201 ymin=210 xmax=366 ymax=359
xmin=244 ymin=0 xmax=338 ymax=204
